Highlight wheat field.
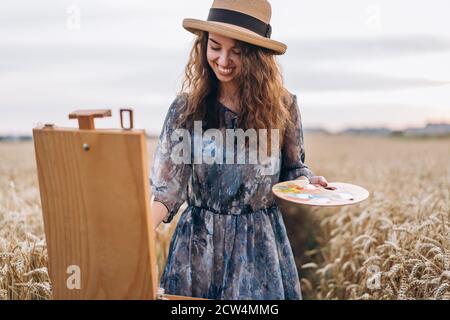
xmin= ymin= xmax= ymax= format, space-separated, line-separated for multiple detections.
xmin=0 ymin=134 xmax=448 ymax=300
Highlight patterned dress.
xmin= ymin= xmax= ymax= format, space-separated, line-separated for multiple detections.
xmin=150 ymin=93 xmax=315 ymax=300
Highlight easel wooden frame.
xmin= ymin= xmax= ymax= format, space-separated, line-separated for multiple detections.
xmin=33 ymin=109 xmax=205 ymax=300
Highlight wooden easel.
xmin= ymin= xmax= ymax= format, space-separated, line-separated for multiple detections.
xmin=33 ymin=109 xmax=203 ymax=300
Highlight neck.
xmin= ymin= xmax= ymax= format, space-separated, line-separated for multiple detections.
xmin=218 ymin=81 xmax=239 ymax=100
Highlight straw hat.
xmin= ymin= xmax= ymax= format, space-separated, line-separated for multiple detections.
xmin=183 ymin=0 xmax=287 ymax=55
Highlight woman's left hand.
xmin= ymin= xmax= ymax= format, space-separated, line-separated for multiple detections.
xmin=309 ymin=175 xmax=329 ymax=187
xmin=297 ymin=175 xmax=335 ymax=190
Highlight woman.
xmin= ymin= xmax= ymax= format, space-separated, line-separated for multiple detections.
xmin=150 ymin=0 xmax=330 ymax=300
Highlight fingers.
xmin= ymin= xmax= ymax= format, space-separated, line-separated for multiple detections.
xmin=319 ymin=176 xmax=328 ymax=186
xmin=311 ymin=176 xmax=328 ymax=187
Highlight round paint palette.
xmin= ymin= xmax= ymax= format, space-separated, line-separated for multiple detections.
xmin=272 ymin=180 xmax=369 ymax=207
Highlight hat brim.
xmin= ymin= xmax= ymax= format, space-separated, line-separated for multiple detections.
xmin=183 ymin=18 xmax=287 ymax=55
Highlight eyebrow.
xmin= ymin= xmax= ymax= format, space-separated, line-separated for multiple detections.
xmin=209 ymin=38 xmax=240 ymax=49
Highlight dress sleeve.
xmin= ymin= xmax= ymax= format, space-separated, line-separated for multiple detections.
xmin=279 ymin=94 xmax=315 ymax=182
xmin=150 ymin=95 xmax=192 ymax=224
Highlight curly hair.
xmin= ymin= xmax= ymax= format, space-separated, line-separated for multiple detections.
xmin=176 ymin=31 xmax=294 ymax=153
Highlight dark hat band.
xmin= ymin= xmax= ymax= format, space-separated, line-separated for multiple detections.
xmin=207 ymin=8 xmax=272 ymax=38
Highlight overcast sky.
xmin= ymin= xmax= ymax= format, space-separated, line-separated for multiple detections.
xmin=1 ymin=0 xmax=450 ymax=135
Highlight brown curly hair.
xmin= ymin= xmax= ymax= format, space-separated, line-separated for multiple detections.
xmin=177 ymin=31 xmax=294 ymax=152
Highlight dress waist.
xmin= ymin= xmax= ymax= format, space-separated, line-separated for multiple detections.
xmin=187 ymin=203 xmax=278 ymax=215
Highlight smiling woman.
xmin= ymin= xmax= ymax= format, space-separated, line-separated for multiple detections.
xmin=207 ymin=34 xmax=242 ymax=82
xmin=176 ymin=30 xmax=294 ymax=146
xmin=149 ymin=0 xmax=330 ymax=300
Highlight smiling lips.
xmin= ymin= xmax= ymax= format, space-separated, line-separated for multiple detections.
xmin=216 ymin=63 xmax=235 ymax=76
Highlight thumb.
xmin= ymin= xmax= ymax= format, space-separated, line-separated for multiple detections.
xmin=320 ymin=177 xmax=329 ymax=186
xmin=312 ymin=176 xmax=328 ymax=186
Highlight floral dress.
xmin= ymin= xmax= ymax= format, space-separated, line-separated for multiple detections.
xmin=150 ymin=93 xmax=315 ymax=300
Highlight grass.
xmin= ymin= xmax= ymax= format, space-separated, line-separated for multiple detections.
xmin=0 ymin=134 xmax=448 ymax=299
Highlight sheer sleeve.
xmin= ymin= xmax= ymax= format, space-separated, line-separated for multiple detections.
xmin=150 ymin=94 xmax=192 ymax=224
xmin=279 ymin=94 xmax=315 ymax=182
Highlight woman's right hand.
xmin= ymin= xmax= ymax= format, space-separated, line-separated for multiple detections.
xmin=150 ymin=198 xmax=169 ymax=231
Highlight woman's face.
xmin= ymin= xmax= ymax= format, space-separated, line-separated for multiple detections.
xmin=206 ymin=33 xmax=242 ymax=83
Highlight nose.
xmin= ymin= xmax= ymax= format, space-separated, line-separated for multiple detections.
xmin=217 ymin=51 xmax=231 ymax=67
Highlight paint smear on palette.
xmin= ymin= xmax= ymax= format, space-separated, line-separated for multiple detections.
xmin=275 ymin=183 xmax=319 ymax=194
xmin=274 ymin=183 xmax=355 ymax=204
xmin=339 ymin=193 xmax=354 ymax=200
xmin=288 ymin=193 xmax=311 ymax=200
xmin=273 ymin=181 xmax=369 ymax=207
xmin=282 ymin=192 xmax=332 ymax=203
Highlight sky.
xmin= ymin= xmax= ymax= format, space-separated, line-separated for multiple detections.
xmin=1 ymin=0 xmax=450 ymax=135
